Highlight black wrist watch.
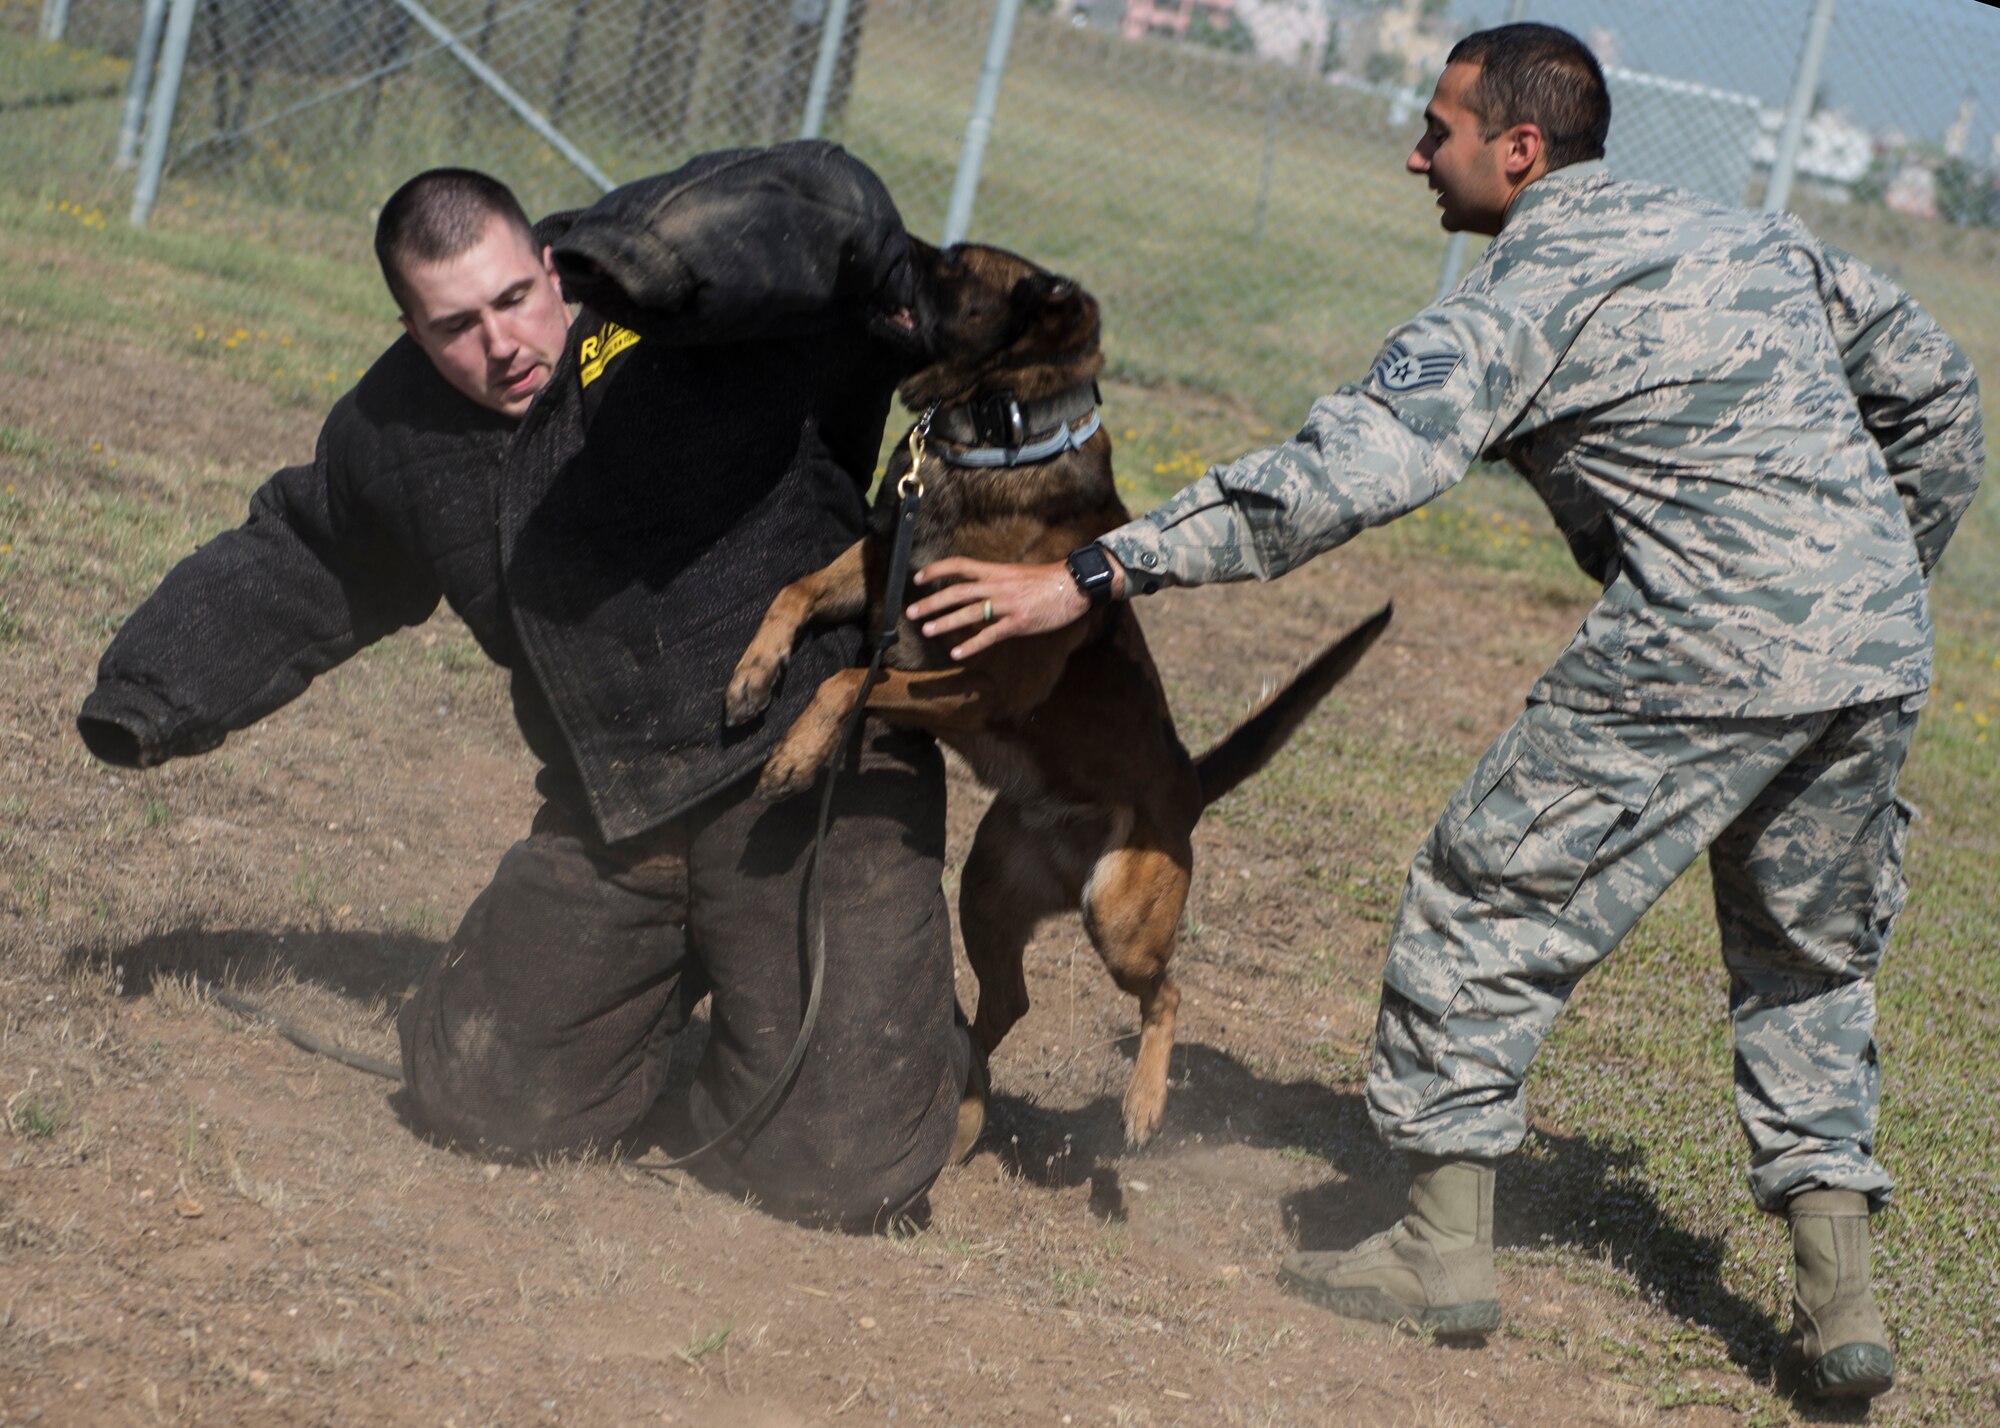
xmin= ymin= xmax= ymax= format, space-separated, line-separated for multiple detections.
xmin=1066 ymin=543 xmax=1118 ymax=606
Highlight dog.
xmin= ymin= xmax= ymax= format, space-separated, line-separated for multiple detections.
xmin=725 ymin=242 xmax=1391 ymax=1149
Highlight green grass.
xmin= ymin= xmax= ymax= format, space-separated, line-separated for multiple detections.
xmin=11 ymin=6 xmax=1998 ymax=438
xmin=2 ymin=8 xmax=1440 ymax=420
xmin=3 ymin=17 xmax=1998 ymax=1420
xmin=6 ymin=1088 xmax=67 ymax=1139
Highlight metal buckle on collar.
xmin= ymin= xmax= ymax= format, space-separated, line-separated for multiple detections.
xmin=969 ymin=391 xmax=1026 ymax=449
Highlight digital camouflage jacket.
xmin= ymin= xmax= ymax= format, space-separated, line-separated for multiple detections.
xmin=1100 ymin=162 xmax=1984 ymax=717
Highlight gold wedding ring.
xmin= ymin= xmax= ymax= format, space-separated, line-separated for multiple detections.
xmin=982 ymin=599 xmax=996 ymax=624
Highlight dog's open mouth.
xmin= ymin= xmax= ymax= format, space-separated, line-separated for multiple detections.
xmin=872 ymin=303 xmax=928 ymax=357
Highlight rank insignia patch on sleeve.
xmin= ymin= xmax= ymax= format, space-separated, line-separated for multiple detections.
xmin=1369 ymin=339 xmax=1462 ymax=394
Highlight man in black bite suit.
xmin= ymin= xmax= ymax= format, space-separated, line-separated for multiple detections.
xmin=78 ymin=147 xmax=971 ymax=1229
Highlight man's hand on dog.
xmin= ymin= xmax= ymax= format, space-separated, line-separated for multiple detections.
xmin=909 ymin=554 xmax=1125 ymax=660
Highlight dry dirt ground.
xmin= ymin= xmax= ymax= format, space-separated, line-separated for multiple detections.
xmin=3 ymin=339 xmax=1801 ymax=1427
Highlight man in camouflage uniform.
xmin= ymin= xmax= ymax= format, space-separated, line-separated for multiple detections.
xmin=904 ymin=23 xmax=1982 ymax=1397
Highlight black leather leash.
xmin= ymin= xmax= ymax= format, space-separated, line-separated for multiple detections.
xmin=203 ymin=981 xmax=404 ymax=1081
xmin=630 ymin=407 xmax=933 ymax=1171
xmin=189 ymin=411 xmax=937 ymax=1177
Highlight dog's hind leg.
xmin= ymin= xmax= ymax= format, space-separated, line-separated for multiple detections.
xmin=1080 ymin=809 xmax=1192 ymax=1149
xmin=960 ymin=799 xmax=1078 ymax=1060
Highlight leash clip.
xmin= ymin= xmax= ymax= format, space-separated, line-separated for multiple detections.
xmin=900 ymin=402 xmax=937 ymax=498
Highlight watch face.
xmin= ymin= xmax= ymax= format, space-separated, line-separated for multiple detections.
xmin=1068 ymin=545 xmax=1114 ymax=601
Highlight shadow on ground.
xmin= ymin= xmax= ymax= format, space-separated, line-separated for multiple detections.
xmin=66 ymin=923 xmax=444 ymax=1009
xmin=67 ymin=934 xmax=1848 ymax=1407
xmin=984 ymin=1037 xmax=1803 ymax=1390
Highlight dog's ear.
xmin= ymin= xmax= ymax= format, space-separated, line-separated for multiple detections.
xmin=1006 ymin=272 xmax=1061 ymax=315
xmin=1008 ymin=273 xmax=1093 ymax=351
xmin=1040 ymin=278 xmax=1084 ymax=324
xmin=1009 ymin=274 xmax=1083 ymax=321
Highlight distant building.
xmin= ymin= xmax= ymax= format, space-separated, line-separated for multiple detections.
xmin=1750 ymin=106 xmax=1874 ymax=201
xmin=1235 ymin=0 xmax=1333 ymax=70
xmin=1066 ymin=0 xmax=1128 ymax=34
xmin=1884 ymin=162 xmax=1939 ymax=220
xmin=1344 ymin=0 xmax=1460 ymax=87
xmin=1121 ymin=0 xmax=1236 ymax=42
xmin=1943 ymin=94 xmax=1975 ymax=160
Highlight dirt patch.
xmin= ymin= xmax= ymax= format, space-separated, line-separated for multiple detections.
xmin=2 ymin=348 xmax=1804 ymax=1425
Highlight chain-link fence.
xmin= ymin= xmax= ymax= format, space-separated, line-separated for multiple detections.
xmin=7 ymin=0 xmax=2000 ymax=424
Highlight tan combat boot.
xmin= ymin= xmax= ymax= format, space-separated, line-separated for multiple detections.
xmin=1279 ymin=1157 xmax=1501 ymax=1336
xmin=1788 ymin=1189 xmax=1895 ymax=1398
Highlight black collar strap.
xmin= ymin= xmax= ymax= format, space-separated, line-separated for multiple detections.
xmin=930 ymin=380 xmax=1102 ymax=468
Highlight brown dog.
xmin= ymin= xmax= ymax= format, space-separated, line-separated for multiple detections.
xmin=726 ymin=242 xmax=1389 ymax=1148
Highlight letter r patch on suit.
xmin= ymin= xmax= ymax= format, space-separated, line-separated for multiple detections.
xmin=579 ymin=321 xmax=642 ymax=388
xmin=1370 ymin=339 xmax=1463 ymax=394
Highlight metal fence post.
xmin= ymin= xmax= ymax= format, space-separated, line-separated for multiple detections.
xmin=129 ymin=0 xmax=200 ymax=227
xmin=1251 ymin=89 xmax=1280 ymax=247
xmin=799 ymin=0 xmax=857 ymax=140
xmin=941 ymin=0 xmax=1022 ymax=246
xmin=1764 ymin=0 xmax=1837 ymax=213
xmin=38 ymin=0 xmax=71 ymax=42
xmin=552 ymin=0 xmax=593 ymax=124
xmin=115 ymin=0 xmax=172 ymax=170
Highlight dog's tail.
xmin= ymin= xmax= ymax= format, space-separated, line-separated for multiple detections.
xmin=1193 ymin=603 xmax=1392 ymax=809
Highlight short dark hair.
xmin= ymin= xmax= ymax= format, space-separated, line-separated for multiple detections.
xmin=374 ymin=168 xmax=535 ymax=313
xmin=1446 ymin=23 xmax=1611 ymax=170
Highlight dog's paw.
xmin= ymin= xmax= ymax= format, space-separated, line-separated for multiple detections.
xmin=754 ymin=730 xmax=832 ymax=802
xmin=724 ymin=653 xmax=787 ymax=727
xmin=1122 ymin=1087 xmax=1166 ymax=1151
xmin=948 ymin=1046 xmax=989 ymax=1165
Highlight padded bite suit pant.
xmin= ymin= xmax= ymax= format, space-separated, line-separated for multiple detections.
xmin=399 ymin=721 xmax=969 ymax=1229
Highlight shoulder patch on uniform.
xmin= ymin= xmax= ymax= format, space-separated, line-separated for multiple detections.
xmin=579 ymin=321 xmax=641 ymax=388
xmin=1369 ymin=339 xmax=1462 ymax=394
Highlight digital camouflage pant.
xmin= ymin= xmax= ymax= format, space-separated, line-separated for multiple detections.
xmin=1369 ymin=696 xmax=1918 ymax=1212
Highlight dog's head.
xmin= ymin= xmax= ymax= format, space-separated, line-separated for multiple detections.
xmin=898 ymin=241 xmax=1101 ymax=409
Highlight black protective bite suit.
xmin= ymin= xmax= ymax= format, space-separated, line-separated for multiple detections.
xmin=80 ymin=142 xmax=968 ymax=1227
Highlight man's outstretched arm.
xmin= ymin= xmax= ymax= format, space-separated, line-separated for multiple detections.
xmin=910 ymin=293 xmax=1553 ymax=659
xmin=78 ymin=429 xmax=441 ymax=768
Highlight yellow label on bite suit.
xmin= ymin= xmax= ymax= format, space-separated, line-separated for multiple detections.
xmin=579 ymin=321 xmax=641 ymax=388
